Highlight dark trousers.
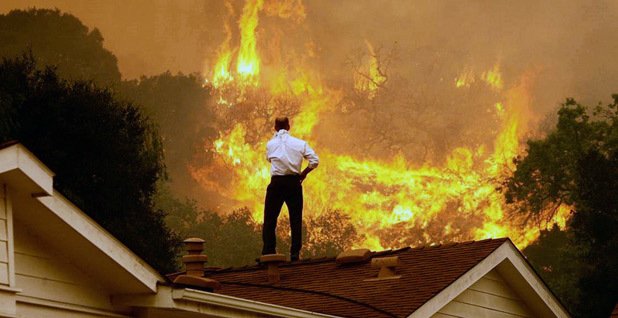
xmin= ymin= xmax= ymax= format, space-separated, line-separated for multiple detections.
xmin=262 ymin=175 xmax=303 ymax=258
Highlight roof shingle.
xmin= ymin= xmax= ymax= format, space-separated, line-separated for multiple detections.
xmin=170 ymin=238 xmax=508 ymax=318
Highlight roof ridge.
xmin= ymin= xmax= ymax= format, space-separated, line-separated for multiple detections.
xmin=409 ymin=237 xmax=508 ymax=250
xmin=205 ymin=239 xmax=509 ymax=273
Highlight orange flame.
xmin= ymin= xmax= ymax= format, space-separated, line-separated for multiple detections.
xmin=455 ymin=63 xmax=503 ymax=91
xmin=483 ymin=64 xmax=504 ymax=90
xmin=198 ymin=0 xmax=568 ymax=251
xmin=211 ymin=1 xmax=235 ymax=88
xmin=236 ymin=0 xmax=263 ymax=87
xmin=354 ymin=40 xmax=387 ymax=99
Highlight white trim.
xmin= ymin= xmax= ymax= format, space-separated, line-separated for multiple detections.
xmin=0 ymin=144 xmax=54 ymax=195
xmin=0 ymin=285 xmax=20 ymax=293
xmin=0 ymin=284 xmax=19 ymax=318
xmin=16 ymin=294 xmax=131 ymax=318
xmin=500 ymin=243 xmax=571 ymax=318
xmin=0 ymin=310 xmax=16 ymax=318
xmin=4 ymin=186 xmax=14 ymax=288
xmin=36 ymin=193 xmax=164 ymax=292
xmin=173 ymin=288 xmax=342 ymax=318
xmin=407 ymin=241 xmax=570 ymax=318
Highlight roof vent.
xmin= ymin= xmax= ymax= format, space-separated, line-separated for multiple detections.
xmin=260 ymin=254 xmax=286 ymax=284
xmin=173 ymin=238 xmax=221 ymax=291
xmin=182 ymin=238 xmax=208 ymax=276
xmin=365 ymin=256 xmax=401 ymax=281
xmin=336 ymin=248 xmax=372 ymax=264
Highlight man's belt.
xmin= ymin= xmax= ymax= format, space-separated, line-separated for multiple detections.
xmin=271 ymin=174 xmax=300 ymax=179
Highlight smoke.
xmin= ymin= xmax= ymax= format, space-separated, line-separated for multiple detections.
xmin=0 ymin=0 xmax=228 ymax=78
xmin=307 ymin=1 xmax=618 ymax=105
xmin=0 ymin=1 xmax=615 ymax=106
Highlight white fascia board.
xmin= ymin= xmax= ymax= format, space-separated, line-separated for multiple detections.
xmin=0 ymin=144 xmax=54 ymax=195
xmin=407 ymin=241 xmax=570 ymax=318
xmin=498 ymin=243 xmax=571 ymax=318
xmin=36 ymin=192 xmax=165 ymax=292
xmin=172 ymin=288 xmax=342 ymax=318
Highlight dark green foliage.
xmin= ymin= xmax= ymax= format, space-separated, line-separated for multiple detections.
xmin=159 ymin=183 xmax=360 ymax=267
xmin=523 ymin=226 xmax=582 ymax=314
xmin=0 ymin=54 xmax=179 ymax=273
xmin=159 ymin=186 xmax=262 ymax=267
xmin=120 ymin=72 xmax=216 ymax=190
xmin=570 ymin=149 xmax=618 ymax=317
xmin=0 ymin=9 xmax=121 ymax=87
xmin=304 ymin=210 xmax=361 ymax=258
xmin=506 ymin=97 xmax=618 ymax=317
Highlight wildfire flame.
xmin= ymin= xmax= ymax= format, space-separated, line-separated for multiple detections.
xmin=194 ymin=0 xmax=569 ymax=251
xmin=454 ymin=64 xmax=503 ymax=91
xmin=236 ymin=0 xmax=263 ymax=86
xmin=211 ymin=1 xmax=235 ymax=89
xmin=354 ymin=40 xmax=387 ymax=100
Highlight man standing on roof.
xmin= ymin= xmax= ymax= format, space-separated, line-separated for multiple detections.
xmin=262 ymin=117 xmax=319 ymax=262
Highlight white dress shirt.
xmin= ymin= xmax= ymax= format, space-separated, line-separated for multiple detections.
xmin=266 ymin=130 xmax=319 ymax=176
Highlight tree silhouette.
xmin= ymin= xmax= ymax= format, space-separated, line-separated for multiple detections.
xmin=0 ymin=54 xmax=178 ymax=273
xmin=0 ymin=8 xmax=121 ymax=87
xmin=506 ymin=96 xmax=618 ymax=317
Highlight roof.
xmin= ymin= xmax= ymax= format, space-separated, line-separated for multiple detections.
xmin=170 ymin=238 xmax=508 ymax=318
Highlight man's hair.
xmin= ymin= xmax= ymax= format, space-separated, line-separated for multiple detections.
xmin=274 ymin=117 xmax=290 ymax=131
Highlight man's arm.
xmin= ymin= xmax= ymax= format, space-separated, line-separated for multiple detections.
xmin=300 ymin=142 xmax=319 ymax=183
xmin=300 ymin=166 xmax=314 ymax=183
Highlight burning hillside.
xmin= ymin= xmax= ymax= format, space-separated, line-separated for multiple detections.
xmin=190 ymin=0 xmax=569 ymax=250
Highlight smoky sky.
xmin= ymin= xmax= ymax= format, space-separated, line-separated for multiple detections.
xmin=1 ymin=0 xmax=617 ymax=109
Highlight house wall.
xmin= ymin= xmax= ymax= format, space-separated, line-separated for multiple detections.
xmin=12 ymin=220 xmax=131 ymax=318
xmin=0 ymin=185 xmax=17 ymax=318
xmin=0 ymin=185 xmax=12 ymax=287
xmin=432 ymin=269 xmax=535 ymax=318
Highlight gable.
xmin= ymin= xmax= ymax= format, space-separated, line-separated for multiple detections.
xmin=13 ymin=220 xmax=124 ymax=317
xmin=432 ymin=269 xmax=535 ymax=318
xmin=409 ymin=241 xmax=570 ymax=318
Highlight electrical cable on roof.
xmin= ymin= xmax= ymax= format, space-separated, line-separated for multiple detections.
xmin=220 ymin=281 xmax=399 ymax=318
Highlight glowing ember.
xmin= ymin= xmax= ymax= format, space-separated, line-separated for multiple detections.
xmin=455 ymin=64 xmax=503 ymax=91
xmin=482 ymin=64 xmax=504 ymax=90
xmin=455 ymin=68 xmax=475 ymax=88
